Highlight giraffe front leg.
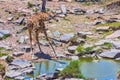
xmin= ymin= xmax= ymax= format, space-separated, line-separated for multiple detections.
xmin=35 ymin=31 xmax=42 ymax=53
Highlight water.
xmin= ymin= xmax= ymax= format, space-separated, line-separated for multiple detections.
xmin=33 ymin=60 xmax=69 ymax=78
xmin=33 ymin=59 xmax=120 ymax=80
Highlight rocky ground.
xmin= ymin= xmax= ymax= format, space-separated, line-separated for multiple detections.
xmin=0 ymin=0 xmax=120 ymax=80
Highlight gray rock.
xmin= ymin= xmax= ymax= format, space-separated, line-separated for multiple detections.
xmin=19 ymin=36 xmax=25 ymax=43
xmin=60 ymin=33 xmax=74 ymax=42
xmin=45 ymin=72 xmax=58 ymax=79
xmin=0 ymin=30 xmax=10 ymax=35
xmin=93 ymin=20 xmax=105 ymax=25
xmin=15 ymin=17 xmax=24 ymax=25
xmin=6 ymin=70 xmax=22 ymax=78
xmin=8 ymin=65 xmax=20 ymax=70
xmin=106 ymin=30 xmax=120 ymax=39
xmin=65 ymin=78 xmax=83 ymax=80
xmin=21 ymin=68 xmax=33 ymax=74
xmin=15 ymin=76 xmax=25 ymax=80
xmin=56 ymin=53 xmax=66 ymax=58
xmin=68 ymin=46 xmax=77 ymax=53
xmin=86 ymin=10 xmax=95 ymax=14
xmin=96 ymin=26 xmax=110 ymax=31
xmin=11 ymin=59 xmax=32 ymax=68
xmin=98 ymin=8 xmax=104 ymax=14
xmin=55 ymin=10 xmax=62 ymax=14
xmin=13 ymin=52 xmax=24 ymax=57
xmin=21 ymin=46 xmax=31 ymax=52
xmin=53 ymin=30 xmax=60 ymax=37
xmin=0 ymin=33 xmax=4 ymax=39
xmin=77 ymin=32 xmax=87 ymax=38
xmin=71 ymin=56 xmax=79 ymax=60
xmin=61 ymin=4 xmax=67 ymax=15
xmin=100 ymin=49 xmax=120 ymax=59
xmin=111 ymin=41 xmax=120 ymax=49
xmin=39 ymin=40 xmax=49 ymax=46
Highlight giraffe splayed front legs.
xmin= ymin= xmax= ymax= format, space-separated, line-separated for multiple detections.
xmin=27 ymin=12 xmax=57 ymax=59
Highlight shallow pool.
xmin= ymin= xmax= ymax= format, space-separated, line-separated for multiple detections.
xmin=33 ymin=58 xmax=120 ymax=80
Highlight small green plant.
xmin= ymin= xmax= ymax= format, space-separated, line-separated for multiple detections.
xmin=27 ymin=2 xmax=34 ymax=8
xmin=2 ymin=34 xmax=10 ymax=40
xmin=59 ymin=60 xmax=85 ymax=79
xmin=102 ymin=42 xmax=112 ymax=49
xmin=0 ymin=52 xmax=8 ymax=57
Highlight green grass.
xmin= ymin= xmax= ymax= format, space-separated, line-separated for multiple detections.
xmin=27 ymin=2 xmax=34 ymax=8
xmin=59 ymin=60 xmax=85 ymax=79
xmin=97 ymin=22 xmax=120 ymax=30
xmin=0 ymin=52 xmax=8 ymax=57
xmin=102 ymin=42 xmax=112 ymax=49
xmin=2 ymin=34 xmax=10 ymax=40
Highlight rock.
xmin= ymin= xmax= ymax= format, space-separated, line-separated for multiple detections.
xmin=56 ymin=53 xmax=66 ymax=58
xmin=0 ymin=30 xmax=10 ymax=35
xmin=17 ymin=26 xmax=27 ymax=34
xmin=15 ymin=76 xmax=24 ymax=80
xmin=106 ymin=30 xmax=120 ymax=39
xmin=93 ymin=20 xmax=105 ymax=25
xmin=77 ymin=32 xmax=87 ymax=38
xmin=39 ymin=40 xmax=49 ymax=46
xmin=75 ymin=38 xmax=85 ymax=45
xmin=11 ymin=59 xmax=32 ymax=68
xmin=58 ymin=14 xmax=66 ymax=18
xmin=8 ymin=65 xmax=20 ymax=70
xmin=61 ymin=4 xmax=67 ymax=15
xmin=112 ymin=41 xmax=120 ymax=49
xmin=45 ymin=72 xmax=58 ymax=79
xmin=71 ymin=56 xmax=79 ymax=60
xmin=96 ymin=26 xmax=110 ymax=31
xmin=0 ymin=19 xmax=6 ymax=23
xmin=99 ymin=49 xmax=120 ymax=59
xmin=55 ymin=10 xmax=62 ymax=14
xmin=0 ymin=33 xmax=4 ymax=39
xmin=68 ymin=46 xmax=77 ymax=53
xmin=19 ymin=36 xmax=25 ymax=44
xmin=74 ymin=8 xmax=85 ymax=15
xmin=7 ymin=16 xmax=14 ymax=21
xmin=53 ymin=30 xmax=61 ymax=37
xmin=21 ymin=68 xmax=33 ymax=74
xmin=56 ymin=68 xmax=64 ymax=71
xmin=13 ymin=52 xmax=24 ymax=57
xmin=65 ymin=78 xmax=83 ymax=80
xmin=86 ymin=10 xmax=95 ymax=14
xmin=60 ymin=33 xmax=74 ymax=43
xmin=6 ymin=70 xmax=22 ymax=78
xmin=98 ymin=8 xmax=104 ymax=14
xmin=21 ymin=46 xmax=31 ymax=52
xmin=15 ymin=17 xmax=24 ymax=25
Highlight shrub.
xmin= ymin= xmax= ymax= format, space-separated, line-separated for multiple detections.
xmin=59 ymin=60 xmax=85 ymax=79
xmin=27 ymin=2 xmax=34 ymax=8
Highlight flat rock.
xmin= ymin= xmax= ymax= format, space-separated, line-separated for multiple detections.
xmin=13 ymin=52 xmax=24 ymax=57
xmin=100 ymin=49 xmax=120 ymax=59
xmin=68 ymin=46 xmax=77 ymax=53
xmin=15 ymin=76 xmax=25 ymax=80
xmin=6 ymin=70 xmax=22 ymax=78
xmin=19 ymin=36 xmax=25 ymax=44
xmin=106 ymin=30 xmax=120 ymax=39
xmin=93 ymin=20 xmax=105 ymax=25
xmin=15 ymin=17 xmax=24 ymax=25
xmin=111 ymin=41 xmax=120 ymax=49
xmin=71 ymin=56 xmax=79 ymax=60
xmin=0 ymin=33 xmax=4 ymax=39
xmin=0 ymin=30 xmax=10 ymax=35
xmin=96 ymin=26 xmax=110 ymax=31
xmin=11 ymin=59 xmax=32 ymax=68
xmin=21 ymin=45 xmax=31 ymax=52
xmin=60 ymin=33 xmax=74 ymax=42
xmin=77 ymin=31 xmax=92 ymax=38
xmin=21 ymin=68 xmax=33 ymax=74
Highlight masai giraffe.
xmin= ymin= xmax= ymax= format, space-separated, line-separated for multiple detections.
xmin=27 ymin=0 xmax=57 ymax=59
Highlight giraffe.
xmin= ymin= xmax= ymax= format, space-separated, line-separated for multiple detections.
xmin=27 ymin=0 xmax=57 ymax=59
